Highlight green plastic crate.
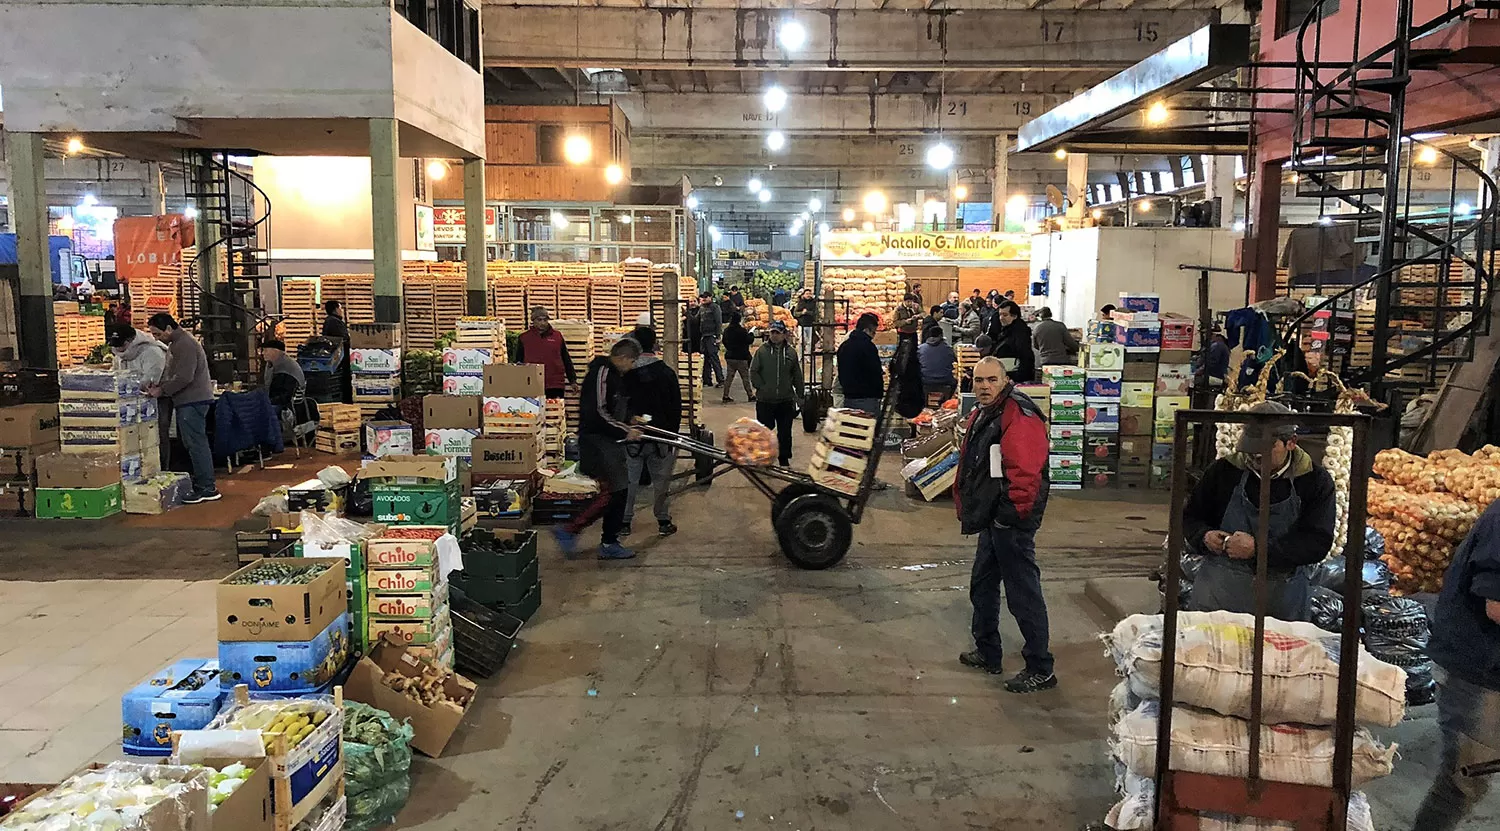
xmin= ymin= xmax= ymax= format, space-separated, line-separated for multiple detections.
xmin=501 ymin=582 xmax=541 ymax=622
xmin=35 ymin=483 xmax=123 ymax=519
xmin=462 ymin=530 xmax=538 ymax=580
xmin=449 ymin=559 xmax=538 ymax=607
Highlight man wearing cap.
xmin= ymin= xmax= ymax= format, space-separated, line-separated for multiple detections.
xmin=258 ymin=339 xmax=305 ymax=409
xmin=515 ymin=307 xmax=577 ymax=398
xmin=1181 ymin=401 xmax=1337 ymax=621
xmin=750 ymin=321 xmax=804 ymax=467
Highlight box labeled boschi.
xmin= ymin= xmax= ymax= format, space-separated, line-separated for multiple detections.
xmin=218 ymin=613 xmax=351 ymax=693
xmin=121 ymin=658 xmax=225 ymax=756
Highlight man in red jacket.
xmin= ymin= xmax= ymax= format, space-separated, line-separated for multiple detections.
xmin=953 ymin=356 xmax=1055 ymax=693
xmin=514 ymin=306 xmax=577 ymax=398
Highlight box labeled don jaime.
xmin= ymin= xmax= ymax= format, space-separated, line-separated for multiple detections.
xmin=349 ymin=348 xmax=401 ymax=374
xmin=1050 ymin=394 xmax=1085 ymax=424
xmin=1049 ymin=454 xmax=1084 ymax=485
xmin=217 ymin=557 xmax=346 ymax=642
xmin=121 ymin=658 xmax=225 ymax=756
xmin=217 ymin=612 xmax=351 ymax=693
xmin=1048 ymin=425 xmax=1085 ymax=455
xmin=1042 ymin=365 xmax=1085 ymax=393
xmin=442 ymin=348 xmax=492 ymax=376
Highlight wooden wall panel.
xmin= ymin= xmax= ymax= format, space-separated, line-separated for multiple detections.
xmin=491 ymin=122 xmax=537 ymax=165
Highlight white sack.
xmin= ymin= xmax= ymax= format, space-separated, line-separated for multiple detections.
xmin=1107 ymin=771 xmax=1375 ymax=831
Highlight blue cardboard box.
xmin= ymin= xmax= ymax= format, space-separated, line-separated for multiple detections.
xmin=219 ymin=613 xmax=351 ymax=693
xmin=1114 ymin=323 xmax=1163 ymax=350
xmin=1083 ymin=372 xmax=1122 ymax=398
xmin=121 ymin=658 xmax=225 ymax=756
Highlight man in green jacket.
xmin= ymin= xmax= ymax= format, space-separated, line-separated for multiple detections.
xmin=750 ymin=322 xmax=805 ymax=467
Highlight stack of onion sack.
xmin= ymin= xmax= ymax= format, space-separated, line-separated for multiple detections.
xmin=1366 ymin=473 xmax=1481 ymax=594
xmin=1101 ymin=611 xmax=1405 ymax=830
xmin=342 ymin=701 xmax=415 ymax=831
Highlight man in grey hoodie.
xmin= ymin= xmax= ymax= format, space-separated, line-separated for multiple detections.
xmin=110 ymin=324 xmax=171 ymax=472
xmin=147 ymin=313 xmax=219 ymax=503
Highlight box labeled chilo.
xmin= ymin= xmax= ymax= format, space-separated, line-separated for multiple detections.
xmin=368 ymin=584 xmax=449 ymax=620
xmin=368 ymin=567 xmax=440 ymax=593
xmin=366 ymin=537 xmax=440 ymax=569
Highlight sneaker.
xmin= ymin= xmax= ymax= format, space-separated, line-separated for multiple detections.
xmin=1004 ymin=668 xmax=1058 ymax=694
xmin=552 ymin=526 xmax=580 ymax=558
xmin=748 ymin=395 xmax=757 ymax=403
xmin=658 ymin=521 xmax=678 ymax=537
xmin=958 ymin=651 xmax=1004 ymax=675
xmin=722 ymin=397 xmax=734 ymax=403
xmin=183 ymin=490 xmax=222 ymax=504
xmin=619 ymin=523 xmax=633 ymax=538
xmin=599 ymin=542 xmax=636 ymax=560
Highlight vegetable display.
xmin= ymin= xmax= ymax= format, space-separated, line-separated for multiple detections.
xmin=225 ymin=560 xmax=331 ymax=586
xmin=817 ymin=267 xmax=906 ymax=329
xmin=748 ymin=269 xmax=800 ymax=298
xmin=342 ymin=702 xmax=414 ymax=831
xmin=0 ymin=762 xmax=206 ymax=831
xmin=218 ymin=700 xmax=332 ymax=753
xmin=379 ymin=527 xmax=446 ymax=541
xmin=1367 ymin=443 xmax=1500 ymax=594
xmin=202 ymin=763 xmax=256 ymax=809
xmin=726 ymin=417 xmax=777 ymax=466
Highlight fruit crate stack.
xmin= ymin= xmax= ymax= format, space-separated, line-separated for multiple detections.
xmin=622 ymin=259 xmax=652 ymax=323
xmin=589 ymin=275 xmax=623 ymax=328
xmin=542 ymin=398 xmax=566 ymax=462
xmin=956 ymin=344 xmax=981 ymax=377
xmin=807 ymin=408 xmax=876 ymax=496
xmin=433 ymin=275 xmax=468 ymax=341
xmin=678 ymin=352 xmax=705 ymax=429
xmin=553 ymin=320 xmax=594 ymax=438
xmin=127 ymin=272 xmax=182 ymax=329
xmin=556 ymin=270 xmax=590 ymax=320
xmin=594 ymin=326 xmax=632 ymax=359
xmin=454 ymin=317 xmax=507 ymax=362
xmin=315 ymin=403 xmax=363 ymax=454
xmin=319 ymin=274 xmax=376 ymax=324
xmin=400 ymin=274 xmax=439 ymax=349
xmin=526 ymin=274 xmax=560 ymax=318
xmin=52 ymin=313 xmax=106 ymax=368
xmin=280 ymin=278 xmax=320 ymax=350
xmin=349 ymin=344 xmax=402 ymax=420
xmin=365 ymin=533 xmax=453 ymax=669
xmin=486 ymin=263 xmax=529 ymax=330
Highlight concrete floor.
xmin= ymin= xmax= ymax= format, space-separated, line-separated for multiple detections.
xmin=4 ymin=399 xmax=1497 ymax=829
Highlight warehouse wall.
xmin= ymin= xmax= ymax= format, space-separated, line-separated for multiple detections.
xmin=253 ymin=155 xmax=426 ymax=264
xmin=1035 ymin=228 xmax=1248 ymax=324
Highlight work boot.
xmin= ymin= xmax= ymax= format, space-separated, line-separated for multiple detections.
xmin=658 ymin=521 xmax=678 ymax=537
xmin=958 ymin=650 xmax=1004 ymax=674
xmin=552 ymin=526 xmax=580 ymax=558
xmin=1004 ymin=668 xmax=1058 ymax=694
xmin=599 ymin=542 xmax=636 ymax=560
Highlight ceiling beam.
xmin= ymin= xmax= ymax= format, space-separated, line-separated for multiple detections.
xmin=483 ymin=7 xmax=1220 ymax=71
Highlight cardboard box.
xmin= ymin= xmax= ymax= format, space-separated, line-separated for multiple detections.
xmin=372 ymin=483 xmax=461 ymax=526
xmin=1154 ymin=441 xmax=1176 ymax=461
xmin=423 ymin=395 xmax=480 ymax=429
xmin=470 ymin=435 xmax=542 ymax=477
xmin=344 ymin=639 xmax=477 ymax=757
xmin=367 ymin=537 xmax=441 ymax=569
xmin=483 ymin=363 xmax=545 ymax=398
xmin=1083 ymin=372 xmax=1122 ymax=398
xmin=368 ymin=584 xmax=449 ymax=620
xmin=348 ymin=348 xmax=401 ymax=374
xmin=1161 ymin=313 xmax=1197 ymax=350
xmin=364 ymin=421 xmax=414 ymax=458
xmin=425 ymin=428 xmax=479 ymax=457
xmin=0 ymin=441 xmax=58 ymax=482
xmin=1115 ymin=322 xmax=1162 ymax=349
xmin=35 ymin=482 xmax=123 ymax=518
xmin=1120 ymin=436 xmax=1153 ymax=465
xmin=25 ymin=763 xmax=210 ymax=831
xmin=1120 ymin=406 xmax=1154 ymax=436
xmin=1048 ymin=454 xmax=1084 ymax=485
xmin=121 ymin=658 xmax=225 ymax=756
xmin=1085 ymin=401 xmax=1119 ymax=431
xmin=1153 ymin=421 xmax=1176 ymax=442
xmin=1042 ymin=365 xmax=1086 ymax=393
xmin=1159 ymin=348 xmax=1194 ymax=365
xmin=1084 ymin=343 xmax=1125 ymax=371
xmin=1085 ymin=459 xmax=1118 ymax=489
xmin=1110 ymin=309 xmax=1159 ymax=325
xmin=217 ymin=613 xmax=351 ymax=693
xmin=359 ymin=455 xmax=458 ymax=483
xmin=123 ymin=472 xmax=192 ymax=515
xmin=0 ymin=403 xmax=60 ymax=446
xmin=442 ymin=348 xmax=492 ymax=376
xmin=192 ymin=756 xmax=273 ymax=831
xmin=442 ymin=375 xmax=484 ymax=396
xmin=217 ymin=557 xmax=346 ymax=642
xmin=367 ymin=612 xmax=452 ymax=647
xmin=1051 ymin=394 xmax=1085 ymax=424
xmin=1121 ymin=382 xmax=1155 ymax=409
xmin=1085 ymin=434 xmax=1120 ymax=460
xmin=1048 ymin=425 xmax=1085 ymax=455
xmin=349 ymin=324 xmax=402 ymax=349
xmin=368 ymin=566 xmax=440 ymax=593
xmin=1156 ymin=369 xmax=1193 ymax=397
xmin=1155 ymin=395 xmax=1191 ymax=421
xmin=1119 ymin=293 xmax=1161 ymax=313
xmin=1122 ymin=356 xmax=1158 ymax=381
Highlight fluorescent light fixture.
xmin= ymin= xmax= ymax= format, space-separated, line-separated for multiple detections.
xmin=778 ymin=20 xmax=807 ymax=50
xmin=764 ymin=86 xmax=788 ymax=113
xmin=1232 ymin=220 xmax=1246 ymax=232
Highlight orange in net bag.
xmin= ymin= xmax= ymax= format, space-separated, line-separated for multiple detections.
xmin=726 ymin=417 xmax=777 ymax=466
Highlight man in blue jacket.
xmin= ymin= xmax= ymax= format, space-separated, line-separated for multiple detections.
xmin=1413 ymin=499 xmax=1500 ymax=830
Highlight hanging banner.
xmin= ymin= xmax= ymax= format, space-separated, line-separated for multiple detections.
xmin=820 ymin=230 xmax=1031 ymax=262
xmin=415 ymin=205 xmax=435 ymax=252
xmin=432 ymin=206 xmax=499 ymax=245
xmin=114 ymin=215 xmax=194 ymax=281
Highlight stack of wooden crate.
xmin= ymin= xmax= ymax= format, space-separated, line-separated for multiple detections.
xmin=678 ymin=352 xmax=705 ymax=430
xmin=527 ymin=274 xmax=560 ymax=318
xmin=454 ymin=317 xmax=508 ymax=362
xmin=556 ymin=268 xmax=590 ymax=320
xmin=589 ymin=275 xmax=623 ymax=328
xmin=807 ymin=408 xmax=877 ymax=495
xmin=53 ymin=313 xmax=106 ymax=367
xmin=543 ymin=398 xmax=567 ymax=462
xmin=401 ymin=275 xmax=438 ymax=348
xmin=315 ymin=403 xmax=362 ymax=453
xmin=553 ymin=320 xmax=594 ymax=437
xmin=280 ymin=278 xmax=320 ymax=350
xmin=319 ymin=274 xmax=376 ymax=324
xmin=622 ymin=259 xmax=652 ymax=323
xmin=486 ymin=262 xmax=528 ymax=329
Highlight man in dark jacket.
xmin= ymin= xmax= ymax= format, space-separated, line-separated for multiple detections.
xmin=515 ymin=306 xmax=578 ymax=398
xmin=986 ymin=300 xmax=1036 ymax=383
xmin=918 ymin=325 xmax=957 ymax=403
xmin=554 ymin=339 xmax=642 ymax=560
xmin=258 ymin=339 xmax=306 ymax=408
xmin=622 ymin=327 xmax=681 ymax=538
xmin=750 ymin=322 xmax=804 ymax=467
xmin=147 ymin=313 xmax=219 ymax=503
xmin=954 ymin=356 xmax=1055 ymax=693
xmin=794 ymin=288 xmax=818 ymax=348
xmin=942 ymin=291 xmax=961 ymax=320
xmin=721 ymin=312 xmax=756 ymax=403
xmin=1181 ymin=401 xmax=1336 ymax=621
xmin=1030 ymin=307 xmax=1079 ymax=367
xmin=1414 ymin=499 xmax=1500 ymax=831
xmin=697 ymin=292 xmax=725 ymax=388
xmin=837 ymin=313 xmax=884 ymax=415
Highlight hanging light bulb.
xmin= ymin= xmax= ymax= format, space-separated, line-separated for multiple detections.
xmin=862 ymin=191 xmax=888 ymax=214
xmin=65 ymin=137 xmax=84 ymax=155
xmin=1417 ymin=146 xmax=1439 ymax=165
xmin=1145 ymin=101 xmax=1169 ymax=125
xmin=842 ymin=207 xmax=856 ymax=223
xmin=685 ymin=194 xmax=700 ymax=210
xmin=747 ymin=178 xmax=763 ymax=194
xmin=1054 ymin=148 xmax=1068 ymax=160
xmin=766 ymin=131 xmax=786 ymax=152
xmin=954 ymin=185 xmax=969 ymax=201
xmin=808 ymin=197 xmax=822 ymax=212
xmin=563 ymin=135 xmax=593 ymax=165
xmin=551 ymin=211 xmax=569 ymax=229
xmin=778 ymin=19 xmax=808 ymax=51
xmin=818 ymin=222 xmax=830 ymax=234
xmin=425 ymin=160 xmax=449 ymax=181
xmin=763 ymin=86 xmax=788 ymax=113
xmin=758 ymin=189 xmax=773 ymax=203
xmin=926 ymin=142 xmax=955 ymax=171
xmin=604 ymin=164 xmax=624 ymax=185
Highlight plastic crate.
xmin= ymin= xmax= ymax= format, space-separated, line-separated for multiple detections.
xmin=459 ymin=529 xmax=537 ymax=580
xmin=450 ymin=586 xmax=524 ymax=678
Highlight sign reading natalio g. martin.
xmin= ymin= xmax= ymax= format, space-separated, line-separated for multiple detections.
xmin=820 ymin=231 xmax=1031 ymax=262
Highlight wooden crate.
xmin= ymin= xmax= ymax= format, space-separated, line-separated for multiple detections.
xmin=820 ymin=408 xmax=878 ymax=451
xmin=280 ymin=279 xmax=321 ymax=350
xmin=589 ymin=276 xmax=623 ymax=327
xmin=317 ymin=402 xmax=363 ymax=430
xmin=527 ymin=276 xmax=559 ymax=317
xmin=315 ymin=427 xmax=360 ymax=454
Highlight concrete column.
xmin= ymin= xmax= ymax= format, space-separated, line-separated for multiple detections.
xmin=991 ymin=133 xmax=1011 ymax=231
xmin=945 ymin=168 xmax=959 ymax=230
xmin=463 ymin=158 xmax=487 ymax=315
xmin=1066 ymin=152 xmax=1089 ymax=220
xmin=194 ymin=155 xmax=223 ymax=294
xmin=148 ymin=162 xmax=167 ymax=215
xmin=8 ymin=132 xmax=57 ymax=367
xmin=369 ymin=119 xmax=402 ymax=324
xmin=1204 ymin=156 xmax=1238 ymax=227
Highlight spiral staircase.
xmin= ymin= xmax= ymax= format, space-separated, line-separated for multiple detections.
xmin=1282 ymin=0 xmax=1500 ymax=411
xmin=180 ymin=151 xmax=280 ymax=384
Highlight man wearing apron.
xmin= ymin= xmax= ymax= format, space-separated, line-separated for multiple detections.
xmin=1182 ymin=401 xmax=1337 ymax=622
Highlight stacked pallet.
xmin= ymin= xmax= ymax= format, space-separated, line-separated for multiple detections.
xmin=486 ymin=262 xmax=528 ymax=328
xmin=315 ymin=403 xmax=363 ymax=453
xmin=319 ymin=274 xmax=376 ymax=324
xmin=679 ymin=352 xmax=705 ymax=429
xmin=402 ymin=276 xmax=438 ymax=349
xmin=589 ymin=275 xmax=623 ymax=327
xmin=807 ymin=408 xmax=876 ymax=495
xmin=434 ymin=279 xmax=468 ymax=338
xmin=280 ymin=278 xmax=320 ymax=349
xmin=956 ymin=344 xmax=981 ymax=376
xmin=527 ymin=275 xmax=560 ymax=317
xmin=128 ymin=276 xmax=180 ymax=329
xmin=53 ymin=313 xmax=106 ymax=367
xmin=543 ymin=398 xmax=566 ymax=462
xmin=553 ymin=320 xmax=594 ymax=438
xmin=621 ymin=259 xmax=652 ymax=323
xmin=556 ymin=273 xmax=590 ymax=320
xmin=594 ymin=326 xmax=631 ymax=359
xmin=454 ymin=317 xmax=507 ymax=362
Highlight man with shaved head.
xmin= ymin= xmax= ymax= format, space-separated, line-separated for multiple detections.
xmin=953 ymin=356 xmax=1056 ymax=693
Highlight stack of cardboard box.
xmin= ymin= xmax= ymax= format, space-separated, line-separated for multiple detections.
xmin=1083 ymin=343 xmax=1123 ymax=489
xmin=362 ymin=455 xmax=463 ymax=533
xmin=366 ymin=535 xmax=453 ymax=669
xmin=441 ymin=344 xmax=495 ymax=396
xmin=1045 ymin=364 xmax=1086 ymax=490
xmin=315 ymin=402 xmax=363 ymax=454
xmin=423 ymin=395 xmax=481 ymax=461
xmin=0 ymin=402 xmax=59 ymax=515
xmin=1119 ymin=349 xmax=1157 ymax=490
xmin=36 ymin=367 xmax=166 ymax=518
xmin=216 ymin=557 xmax=351 ymax=694
xmin=348 ymin=338 xmax=402 ymax=421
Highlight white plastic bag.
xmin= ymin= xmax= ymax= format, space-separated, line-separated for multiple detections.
xmin=1112 ymin=700 xmax=1396 ymax=788
xmin=1105 ymin=611 xmax=1407 ymax=728
xmin=316 ymin=465 xmax=353 ymax=488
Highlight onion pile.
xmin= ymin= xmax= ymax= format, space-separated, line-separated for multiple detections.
xmin=819 ymin=267 xmax=907 ymax=329
xmin=1370 ymin=518 xmax=1451 ymax=594
xmin=1366 ymin=443 xmax=1500 ymax=593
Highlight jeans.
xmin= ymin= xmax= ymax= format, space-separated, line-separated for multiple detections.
xmin=567 ymin=487 xmax=629 ymax=545
xmin=625 ymin=445 xmax=676 ymax=526
xmin=843 ymin=397 xmax=881 ymax=417
xmin=156 ymin=396 xmax=174 ymax=472
xmin=174 ymin=400 xmax=216 ymax=495
xmin=970 ymin=526 xmax=1053 ymax=674
xmin=723 ymin=360 xmax=753 ymax=400
xmin=756 ymin=400 xmax=797 ymax=466
xmin=701 ymin=335 xmax=724 ymax=385
xmin=1413 ymin=669 xmax=1500 ymax=831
